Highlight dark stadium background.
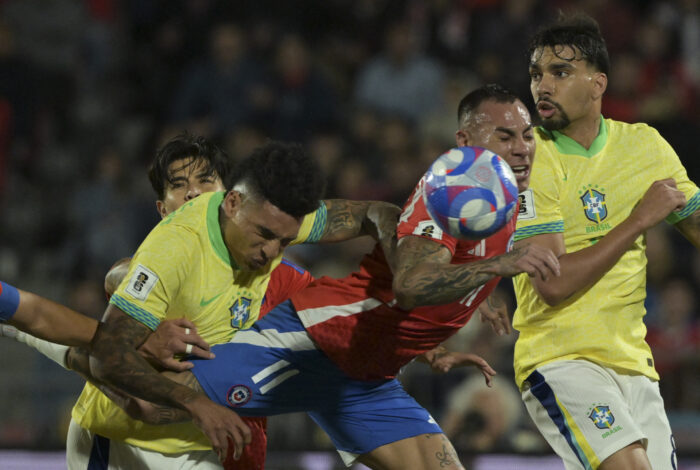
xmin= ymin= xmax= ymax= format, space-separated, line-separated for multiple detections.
xmin=0 ymin=0 xmax=698 ymax=468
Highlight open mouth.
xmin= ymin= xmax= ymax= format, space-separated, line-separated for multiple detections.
xmin=537 ymin=100 xmax=557 ymax=118
xmin=511 ymin=165 xmax=530 ymax=179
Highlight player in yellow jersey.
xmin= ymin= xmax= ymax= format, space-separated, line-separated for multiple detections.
xmin=513 ymin=13 xmax=700 ymax=470
xmin=80 ymin=139 xmax=400 ymax=466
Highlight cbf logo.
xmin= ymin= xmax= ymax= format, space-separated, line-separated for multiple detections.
xmin=580 ymin=186 xmax=608 ymax=223
xmin=227 ymin=385 xmax=252 ymax=407
xmin=230 ymin=297 xmax=251 ymax=328
xmin=589 ymin=405 xmax=615 ymax=429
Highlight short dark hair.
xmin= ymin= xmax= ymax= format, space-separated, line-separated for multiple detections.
xmin=457 ymin=84 xmax=521 ymax=127
xmin=148 ymin=133 xmax=231 ymax=200
xmin=528 ymin=13 xmax=609 ymax=74
xmin=231 ymin=141 xmax=325 ymax=218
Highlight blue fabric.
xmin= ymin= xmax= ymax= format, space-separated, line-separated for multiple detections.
xmin=87 ymin=434 xmax=110 ymax=470
xmin=0 ymin=281 xmax=20 ymax=321
xmin=191 ymin=300 xmax=441 ymax=455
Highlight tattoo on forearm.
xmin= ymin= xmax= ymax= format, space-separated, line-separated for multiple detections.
xmin=322 ymin=200 xmax=368 ymax=240
xmin=396 ymin=239 xmax=495 ymax=306
xmin=92 ymin=311 xmax=200 ymax=411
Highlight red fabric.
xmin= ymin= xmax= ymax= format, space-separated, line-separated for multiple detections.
xmin=293 ymin=175 xmax=516 ymax=380
xmin=223 ymin=416 xmax=268 ymax=470
xmin=260 ymin=260 xmax=314 ymax=317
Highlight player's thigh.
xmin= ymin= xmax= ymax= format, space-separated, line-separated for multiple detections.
xmin=598 ymin=441 xmax=651 ymax=470
xmin=626 ymin=375 xmax=677 ymax=470
xmin=521 ymin=360 xmax=646 ymax=470
xmin=359 ymin=433 xmax=464 ymax=470
xmin=66 ymin=418 xmax=222 ymax=470
xmin=309 ymin=379 xmax=444 ymax=468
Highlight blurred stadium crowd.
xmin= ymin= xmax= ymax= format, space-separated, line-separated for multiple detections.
xmin=0 ymin=0 xmax=698 ymax=462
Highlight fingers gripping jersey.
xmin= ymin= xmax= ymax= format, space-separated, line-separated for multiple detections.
xmin=293 ymin=174 xmax=517 ymax=380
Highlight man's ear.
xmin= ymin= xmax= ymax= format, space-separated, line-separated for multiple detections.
xmin=592 ymin=72 xmax=607 ymax=101
xmin=156 ymin=200 xmax=167 ymax=219
xmin=221 ymin=190 xmax=242 ymax=218
xmin=456 ymin=128 xmax=471 ymax=147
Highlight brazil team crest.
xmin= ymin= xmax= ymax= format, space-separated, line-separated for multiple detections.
xmin=580 ymin=188 xmax=608 ymax=223
xmin=230 ymin=297 xmax=251 ymax=328
xmin=588 ymin=405 xmax=615 ymax=429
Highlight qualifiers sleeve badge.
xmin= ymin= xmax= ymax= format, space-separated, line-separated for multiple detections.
xmin=518 ymin=189 xmax=536 ymax=220
xmin=413 ymin=220 xmax=444 ymax=240
xmin=125 ymin=264 xmax=159 ymax=301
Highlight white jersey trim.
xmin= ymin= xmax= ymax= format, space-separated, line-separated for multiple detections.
xmin=297 ymin=298 xmax=383 ymax=328
xmin=231 ymin=329 xmax=317 ymax=351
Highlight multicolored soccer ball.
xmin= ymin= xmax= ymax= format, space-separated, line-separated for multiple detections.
xmin=422 ymin=146 xmax=518 ymax=240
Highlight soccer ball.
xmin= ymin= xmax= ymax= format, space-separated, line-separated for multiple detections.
xmin=423 ymin=146 xmax=518 ymax=240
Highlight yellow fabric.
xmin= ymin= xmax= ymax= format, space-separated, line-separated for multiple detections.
xmin=72 ymin=191 xmax=324 ymax=453
xmin=513 ymin=118 xmax=699 ymax=388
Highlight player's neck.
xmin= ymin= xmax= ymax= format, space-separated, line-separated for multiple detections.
xmin=560 ymin=113 xmax=601 ymax=150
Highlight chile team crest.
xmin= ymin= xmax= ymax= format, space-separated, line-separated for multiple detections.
xmin=230 ymin=297 xmax=251 ymax=328
xmin=580 ymin=188 xmax=608 ymax=223
xmin=589 ymin=405 xmax=615 ymax=429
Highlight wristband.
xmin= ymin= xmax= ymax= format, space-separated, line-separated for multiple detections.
xmin=0 ymin=281 xmax=20 ymax=321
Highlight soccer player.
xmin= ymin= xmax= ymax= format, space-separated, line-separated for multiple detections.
xmin=69 ymin=135 xmax=317 ymax=470
xmin=89 ymin=84 xmax=561 ymax=469
xmin=1 ymin=134 xmax=317 ymax=469
xmin=512 ymin=14 xmax=698 ymax=470
xmin=77 ymin=138 xmax=403 ymax=467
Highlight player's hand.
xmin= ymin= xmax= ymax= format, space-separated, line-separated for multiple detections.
xmin=631 ymin=179 xmax=687 ymax=230
xmin=498 ymin=243 xmax=560 ymax=281
xmin=477 ymin=294 xmax=511 ymax=336
xmin=187 ymin=394 xmax=252 ymax=463
xmin=138 ymin=318 xmax=213 ymax=371
xmin=428 ymin=350 xmax=496 ymax=386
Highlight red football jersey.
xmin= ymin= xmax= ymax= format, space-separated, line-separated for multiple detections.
xmin=293 ymin=175 xmax=516 ymax=380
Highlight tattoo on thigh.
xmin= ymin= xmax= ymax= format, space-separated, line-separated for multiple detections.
xmin=435 ymin=435 xmax=462 ymax=468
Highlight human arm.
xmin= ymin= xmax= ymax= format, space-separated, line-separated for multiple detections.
xmin=391 ymin=236 xmax=560 ymax=310
xmin=318 ymin=199 xmax=401 ymax=267
xmin=673 ymin=208 xmax=700 ymax=249
xmin=89 ymin=306 xmax=251 ymax=461
xmin=523 ymin=178 xmax=686 ymax=306
xmin=1 ymin=282 xmax=97 ymax=348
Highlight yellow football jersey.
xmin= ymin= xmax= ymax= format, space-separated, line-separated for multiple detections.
xmin=513 ymin=117 xmax=700 ymax=388
xmin=72 ymin=191 xmax=327 ymax=452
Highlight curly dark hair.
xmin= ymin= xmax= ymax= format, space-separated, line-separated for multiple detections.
xmin=148 ymin=133 xmax=231 ymax=200
xmin=457 ymin=84 xmax=521 ymax=127
xmin=528 ymin=13 xmax=610 ymax=74
xmin=231 ymin=141 xmax=325 ymax=217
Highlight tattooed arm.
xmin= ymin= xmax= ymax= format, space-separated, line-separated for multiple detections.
xmin=319 ymin=199 xmax=401 ymax=268
xmin=392 ymin=236 xmax=560 ymax=310
xmin=89 ymin=306 xmax=251 ymax=461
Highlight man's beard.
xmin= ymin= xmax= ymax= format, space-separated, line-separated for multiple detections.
xmin=540 ymin=106 xmax=571 ymax=131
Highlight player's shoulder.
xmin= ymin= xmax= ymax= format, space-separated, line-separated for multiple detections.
xmin=605 ymin=118 xmax=660 ymax=139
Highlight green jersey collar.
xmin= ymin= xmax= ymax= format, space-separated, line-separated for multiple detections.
xmin=540 ymin=115 xmax=608 ymax=158
xmin=207 ymin=191 xmax=239 ymax=269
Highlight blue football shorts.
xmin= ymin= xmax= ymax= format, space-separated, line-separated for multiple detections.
xmin=191 ymin=300 xmax=442 ymax=461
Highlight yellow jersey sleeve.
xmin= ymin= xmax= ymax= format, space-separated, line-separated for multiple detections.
xmin=292 ymin=201 xmax=327 ymax=245
xmin=109 ymin=223 xmax=197 ymax=330
xmin=515 ymin=134 xmax=566 ymax=241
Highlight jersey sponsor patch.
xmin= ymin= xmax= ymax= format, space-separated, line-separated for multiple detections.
xmin=518 ymin=190 xmax=536 ymax=220
xmin=412 ymin=220 xmax=443 ymax=239
xmin=227 ymin=385 xmax=252 ymax=407
xmin=125 ymin=264 xmax=158 ymax=301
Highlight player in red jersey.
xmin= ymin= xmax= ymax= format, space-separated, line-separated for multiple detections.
xmin=89 ymin=84 xmax=559 ymax=469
